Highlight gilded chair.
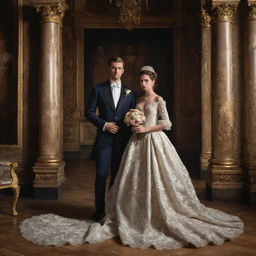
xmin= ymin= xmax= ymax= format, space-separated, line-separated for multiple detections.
xmin=0 ymin=161 xmax=20 ymax=216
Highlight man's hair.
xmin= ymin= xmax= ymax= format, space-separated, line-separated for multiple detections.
xmin=108 ymin=56 xmax=124 ymax=66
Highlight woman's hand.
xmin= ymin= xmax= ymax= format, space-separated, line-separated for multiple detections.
xmin=132 ymin=125 xmax=149 ymax=133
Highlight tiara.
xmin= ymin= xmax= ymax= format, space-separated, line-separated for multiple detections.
xmin=140 ymin=66 xmax=156 ymax=74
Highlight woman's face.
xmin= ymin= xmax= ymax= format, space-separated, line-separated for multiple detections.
xmin=139 ymin=74 xmax=155 ymax=92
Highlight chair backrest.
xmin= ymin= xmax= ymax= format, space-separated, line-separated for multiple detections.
xmin=0 ymin=162 xmax=13 ymax=186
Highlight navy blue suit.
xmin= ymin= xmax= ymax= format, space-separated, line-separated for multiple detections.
xmin=86 ymin=80 xmax=136 ymax=214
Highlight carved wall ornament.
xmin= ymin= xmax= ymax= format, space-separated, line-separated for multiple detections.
xmin=248 ymin=3 xmax=256 ymax=20
xmin=34 ymin=173 xmax=57 ymax=183
xmin=211 ymin=3 xmax=238 ymax=23
xmin=208 ymin=173 xmax=244 ymax=183
xmin=36 ymin=5 xmax=64 ymax=23
xmin=201 ymin=9 xmax=211 ymax=28
xmin=34 ymin=166 xmax=65 ymax=187
xmin=31 ymin=0 xmax=68 ymax=24
xmin=109 ymin=0 xmax=149 ymax=30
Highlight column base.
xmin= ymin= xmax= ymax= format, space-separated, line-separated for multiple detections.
xmin=206 ymin=184 xmax=244 ymax=203
xmin=33 ymin=161 xmax=65 ymax=200
xmin=207 ymin=164 xmax=244 ymax=203
xmin=34 ymin=185 xmax=63 ymax=200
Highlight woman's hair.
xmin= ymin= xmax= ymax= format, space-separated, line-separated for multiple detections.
xmin=139 ymin=70 xmax=158 ymax=81
xmin=139 ymin=66 xmax=158 ymax=92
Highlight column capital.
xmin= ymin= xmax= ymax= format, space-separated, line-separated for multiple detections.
xmin=201 ymin=9 xmax=212 ymax=28
xmin=31 ymin=0 xmax=68 ymax=24
xmin=248 ymin=1 xmax=256 ymax=20
xmin=211 ymin=1 xmax=239 ymax=23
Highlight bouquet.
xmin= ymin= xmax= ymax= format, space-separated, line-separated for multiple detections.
xmin=124 ymin=109 xmax=146 ymax=127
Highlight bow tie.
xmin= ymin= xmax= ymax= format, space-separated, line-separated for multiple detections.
xmin=111 ymin=82 xmax=121 ymax=88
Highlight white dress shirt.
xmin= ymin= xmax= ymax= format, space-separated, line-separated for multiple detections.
xmin=110 ymin=81 xmax=122 ymax=108
xmin=103 ymin=80 xmax=122 ymax=131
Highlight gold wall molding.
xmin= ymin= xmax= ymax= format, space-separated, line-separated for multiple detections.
xmin=80 ymin=121 xmax=97 ymax=145
xmin=72 ymin=10 xmax=196 ymax=29
xmin=211 ymin=2 xmax=238 ymax=23
xmin=31 ymin=0 xmax=68 ymax=24
xmin=62 ymin=23 xmax=83 ymax=151
xmin=63 ymin=121 xmax=80 ymax=151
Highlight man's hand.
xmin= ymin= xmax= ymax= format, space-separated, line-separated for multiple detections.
xmin=105 ymin=122 xmax=120 ymax=134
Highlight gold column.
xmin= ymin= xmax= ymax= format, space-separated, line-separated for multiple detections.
xmin=244 ymin=1 xmax=256 ymax=205
xmin=32 ymin=0 xmax=68 ymax=199
xmin=200 ymin=8 xmax=212 ymax=178
xmin=207 ymin=1 xmax=243 ymax=202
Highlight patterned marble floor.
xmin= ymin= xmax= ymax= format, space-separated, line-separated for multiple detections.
xmin=0 ymin=156 xmax=255 ymax=256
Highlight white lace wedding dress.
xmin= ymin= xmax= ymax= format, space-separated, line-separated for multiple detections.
xmin=20 ymin=99 xmax=243 ymax=249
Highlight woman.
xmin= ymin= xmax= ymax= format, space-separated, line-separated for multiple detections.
xmin=20 ymin=66 xmax=243 ymax=249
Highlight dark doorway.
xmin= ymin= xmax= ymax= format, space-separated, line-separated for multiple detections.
xmin=84 ymin=28 xmax=173 ymax=116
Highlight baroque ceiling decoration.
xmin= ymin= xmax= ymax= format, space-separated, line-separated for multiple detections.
xmin=109 ymin=0 xmax=149 ymax=30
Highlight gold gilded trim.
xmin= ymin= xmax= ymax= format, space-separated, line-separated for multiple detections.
xmin=35 ymin=5 xmax=64 ymax=24
xmin=18 ymin=0 xmax=23 ymax=149
xmin=201 ymin=9 xmax=211 ymax=28
xmin=207 ymin=164 xmax=243 ymax=188
xmin=248 ymin=3 xmax=256 ymax=20
xmin=211 ymin=3 xmax=238 ymax=23
xmin=31 ymin=0 xmax=68 ymax=24
xmin=0 ymin=162 xmax=20 ymax=216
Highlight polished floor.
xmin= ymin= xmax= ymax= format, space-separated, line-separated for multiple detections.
xmin=0 ymin=156 xmax=256 ymax=256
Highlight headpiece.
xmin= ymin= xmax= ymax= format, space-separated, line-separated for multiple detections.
xmin=140 ymin=66 xmax=156 ymax=74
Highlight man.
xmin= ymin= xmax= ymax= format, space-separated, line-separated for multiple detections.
xmin=86 ymin=57 xmax=136 ymax=222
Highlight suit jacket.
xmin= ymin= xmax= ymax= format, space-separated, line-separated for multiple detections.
xmin=86 ymin=80 xmax=136 ymax=151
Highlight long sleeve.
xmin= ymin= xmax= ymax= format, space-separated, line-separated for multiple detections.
xmin=85 ymin=86 xmax=106 ymax=130
xmin=157 ymin=100 xmax=172 ymax=130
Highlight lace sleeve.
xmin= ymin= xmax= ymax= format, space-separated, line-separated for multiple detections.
xmin=157 ymin=100 xmax=172 ymax=130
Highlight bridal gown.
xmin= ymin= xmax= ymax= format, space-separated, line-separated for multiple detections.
xmin=20 ymin=99 xmax=243 ymax=249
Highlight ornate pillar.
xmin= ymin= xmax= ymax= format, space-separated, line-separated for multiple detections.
xmin=244 ymin=1 xmax=256 ymax=205
xmin=31 ymin=0 xmax=68 ymax=199
xmin=207 ymin=1 xmax=243 ymax=202
xmin=200 ymin=8 xmax=212 ymax=179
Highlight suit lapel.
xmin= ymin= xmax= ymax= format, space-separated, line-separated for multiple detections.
xmin=105 ymin=81 xmax=115 ymax=111
xmin=116 ymin=85 xmax=127 ymax=112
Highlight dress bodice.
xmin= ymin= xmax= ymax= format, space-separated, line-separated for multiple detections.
xmin=136 ymin=99 xmax=172 ymax=130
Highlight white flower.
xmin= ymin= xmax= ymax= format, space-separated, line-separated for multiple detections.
xmin=124 ymin=109 xmax=146 ymax=126
xmin=125 ymin=89 xmax=131 ymax=96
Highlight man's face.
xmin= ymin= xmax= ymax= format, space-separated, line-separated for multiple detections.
xmin=109 ymin=61 xmax=124 ymax=81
